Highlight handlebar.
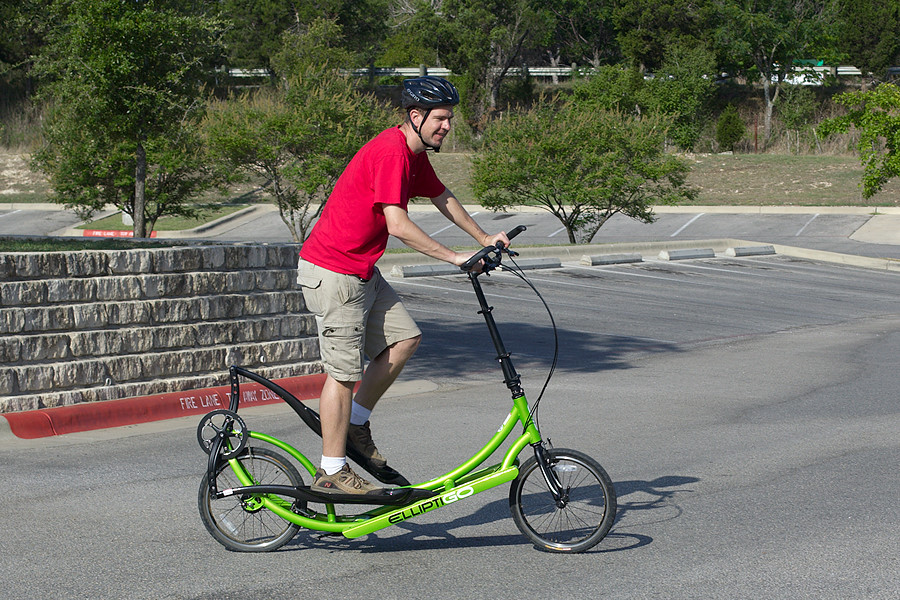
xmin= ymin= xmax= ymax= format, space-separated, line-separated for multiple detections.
xmin=460 ymin=225 xmax=527 ymax=272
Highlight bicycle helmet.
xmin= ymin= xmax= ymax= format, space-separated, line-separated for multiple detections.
xmin=401 ymin=76 xmax=459 ymax=152
xmin=401 ymin=76 xmax=460 ymax=109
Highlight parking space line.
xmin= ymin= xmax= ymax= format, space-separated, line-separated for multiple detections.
xmin=0 ymin=209 xmax=21 ymax=219
xmin=430 ymin=212 xmax=479 ymax=237
xmin=670 ymin=213 xmax=704 ymax=237
xmin=795 ymin=213 xmax=819 ymax=236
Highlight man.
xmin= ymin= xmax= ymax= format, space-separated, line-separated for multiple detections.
xmin=297 ymin=76 xmax=511 ymax=496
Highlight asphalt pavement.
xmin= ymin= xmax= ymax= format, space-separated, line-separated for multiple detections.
xmin=0 ymin=250 xmax=897 ymax=598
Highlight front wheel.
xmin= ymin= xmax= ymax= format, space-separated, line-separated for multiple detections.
xmin=199 ymin=446 xmax=305 ymax=552
xmin=509 ymin=448 xmax=616 ymax=553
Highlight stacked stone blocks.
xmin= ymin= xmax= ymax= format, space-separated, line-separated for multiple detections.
xmin=0 ymin=243 xmax=321 ymax=413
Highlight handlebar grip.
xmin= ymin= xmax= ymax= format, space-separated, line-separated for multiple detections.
xmin=461 ymin=245 xmax=495 ymax=271
xmin=460 ymin=225 xmax=527 ymax=271
xmin=506 ymin=224 xmax=526 ymax=242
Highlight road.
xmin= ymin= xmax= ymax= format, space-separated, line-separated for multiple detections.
xmin=1 ymin=252 xmax=898 ymax=599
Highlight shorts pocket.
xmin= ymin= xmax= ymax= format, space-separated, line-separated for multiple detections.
xmin=297 ymin=274 xmax=322 ymax=289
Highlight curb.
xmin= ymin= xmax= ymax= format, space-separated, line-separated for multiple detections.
xmin=0 ymin=373 xmax=326 ymax=440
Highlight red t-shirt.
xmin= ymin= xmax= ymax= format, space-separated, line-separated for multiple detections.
xmin=300 ymin=126 xmax=445 ymax=279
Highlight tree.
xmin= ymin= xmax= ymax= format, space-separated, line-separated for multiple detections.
xmin=778 ymin=84 xmax=817 ymax=153
xmin=544 ymin=0 xmax=618 ymax=71
xmin=204 ymin=21 xmax=396 ymax=242
xmin=827 ymin=0 xmax=900 ymax=86
xmin=220 ymin=0 xmax=298 ymax=71
xmin=570 ymin=44 xmax=717 ymax=152
xmin=222 ymin=0 xmax=389 ymax=70
xmin=32 ymin=0 xmax=226 ymax=237
xmin=713 ymin=0 xmax=829 ymax=148
xmin=612 ymin=0 xmax=714 ymax=72
xmin=819 ymin=84 xmax=900 ymax=200
xmin=638 ymin=41 xmax=718 ymax=150
xmin=472 ymin=97 xmax=696 ymax=243
xmin=716 ymin=104 xmax=745 ymax=151
xmin=433 ymin=0 xmax=553 ymax=130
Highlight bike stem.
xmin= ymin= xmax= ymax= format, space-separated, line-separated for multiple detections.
xmin=468 ymin=271 xmax=523 ymax=398
xmin=468 ymin=270 xmax=567 ymax=505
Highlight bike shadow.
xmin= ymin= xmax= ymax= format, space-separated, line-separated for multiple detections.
xmin=282 ymin=475 xmax=698 ymax=554
xmin=402 ymin=313 xmax=680 ymax=380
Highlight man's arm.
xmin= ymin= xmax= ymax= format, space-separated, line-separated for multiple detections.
xmin=382 ymin=203 xmax=471 ymax=266
xmin=431 ymin=188 xmax=509 ymax=248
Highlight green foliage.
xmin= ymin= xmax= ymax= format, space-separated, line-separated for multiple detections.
xmin=270 ymin=18 xmax=355 ymax=78
xmin=31 ymin=0 xmax=227 ymax=235
xmin=819 ymin=84 xmax=900 ymax=199
xmin=546 ymin=0 xmax=619 ymax=67
xmin=428 ymin=0 xmax=553 ymax=130
xmin=714 ymin=0 xmax=830 ymax=145
xmin=472 ymin=97 xmax=696 ymax=243
xmin=204 ymin=70 xmax=395 ymax=242
xmin=716 ymin=104 xmax=745 ymax=151
xmin=570 ymin=45 xmax=717 ymax=152
xmin=639 ymin=42 xmax=717 ymax=150
xmin=571 ymin=65 xmax=644 ymax=112
xmin=220 ymin=0 xmax=297 ymax=70
xmin=223 ymin=0 xmax=389 ymax=68
xmin=828 ymin=0 xmax=900 ymax=80
xmin=612 ymin=0 xmax=713 ymax=72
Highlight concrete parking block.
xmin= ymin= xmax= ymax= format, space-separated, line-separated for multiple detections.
xmin=658 ymin=248 xmax=716 ymax=261
xmin=726 ymin=245 xmax=776 ymax=257
xmin=580 ymin=253 xmax=643 ymax=266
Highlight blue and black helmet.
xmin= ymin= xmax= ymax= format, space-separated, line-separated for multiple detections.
xmin=401 ymin=76 xmax=460 ymax=109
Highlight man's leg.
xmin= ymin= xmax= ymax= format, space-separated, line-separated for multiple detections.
xmin=345 ymin=335 xmax=420 ymax=468
xmin=353 ymin=334 xmax=421 ymax=411
xmin=318 ymin=374 xmax=355 ymax=459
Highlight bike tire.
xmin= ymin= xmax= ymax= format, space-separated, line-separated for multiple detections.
xmin=509 ymin=448 xmax=616 ymax=553
xmin=198 ymin=446 xmax=305 ymax=552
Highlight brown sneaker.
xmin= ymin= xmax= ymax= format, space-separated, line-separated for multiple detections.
xmin=310 ymin=464 xmax=385 ymax=495
xmin=347 ymin=421 xmax=387 ymax=467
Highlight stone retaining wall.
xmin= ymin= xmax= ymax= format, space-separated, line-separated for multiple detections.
xmin=0 ymin=243 xmax=321 ymax=413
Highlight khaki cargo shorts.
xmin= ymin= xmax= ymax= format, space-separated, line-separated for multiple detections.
xmin=297 ymin=259 xmax=421 ymax=382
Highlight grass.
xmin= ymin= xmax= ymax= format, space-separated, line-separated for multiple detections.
xmin=684 ymin=153 xmax=900 ymax=206
xmin=428 ymin=151 xmax=900 ymax=208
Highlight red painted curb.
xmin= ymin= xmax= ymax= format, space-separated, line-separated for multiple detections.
xmin=82 ymin=229 xmax=159 ymax=238
xmin=1 ymin=373 xmax=326 ymax=439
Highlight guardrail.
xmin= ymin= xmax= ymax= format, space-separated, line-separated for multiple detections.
xmin=226 ymin=64 xmax=899 ymax=82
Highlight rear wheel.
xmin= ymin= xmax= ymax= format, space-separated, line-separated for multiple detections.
xmin=509 ymin=448 xmax=616 ymax=553
xmin=198 ymin=447 xmax=304 ymax=552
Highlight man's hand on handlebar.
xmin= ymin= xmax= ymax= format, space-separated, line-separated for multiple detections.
xmin=458 ymin=226 xmax=526 ymax=272
xmin=482 ymin=231 xmax=511 ymax=250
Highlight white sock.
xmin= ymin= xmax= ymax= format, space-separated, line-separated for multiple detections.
xmin=320 ymin=455 xmax=346 ymax=475
xmin=349 ymin=401 xmax=372 ymax=426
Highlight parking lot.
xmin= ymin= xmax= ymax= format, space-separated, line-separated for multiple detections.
xmin=1 ymin=248 xmax=897 ymax=599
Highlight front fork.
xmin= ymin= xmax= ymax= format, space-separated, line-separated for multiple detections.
xmin=532 ymin=442 xmax=568 ymax=507
xmin=510 ymin=393 xmax=567 ymax=506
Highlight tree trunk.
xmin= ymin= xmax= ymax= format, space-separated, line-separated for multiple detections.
xmin=761 ymin=76 xmax=774 ymax=147
xmin=134 ymin=141 xmax=147 ymax=238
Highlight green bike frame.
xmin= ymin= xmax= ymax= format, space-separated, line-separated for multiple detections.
xmin=214 ymin=256 xmax=548 ymax=538
xmin=223 ymin=392 xmax=540 ymax=538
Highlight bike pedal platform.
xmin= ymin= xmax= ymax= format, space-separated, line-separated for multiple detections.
xmin=303 ymin=486 xmax=436 ymax=506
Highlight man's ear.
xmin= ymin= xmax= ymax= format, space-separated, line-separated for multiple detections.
xmin=407 ymin=107 xmax=424 ymax=126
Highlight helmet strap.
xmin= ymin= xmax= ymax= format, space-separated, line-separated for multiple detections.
xmin=407 ymin=107 xmax=440 ymax=153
